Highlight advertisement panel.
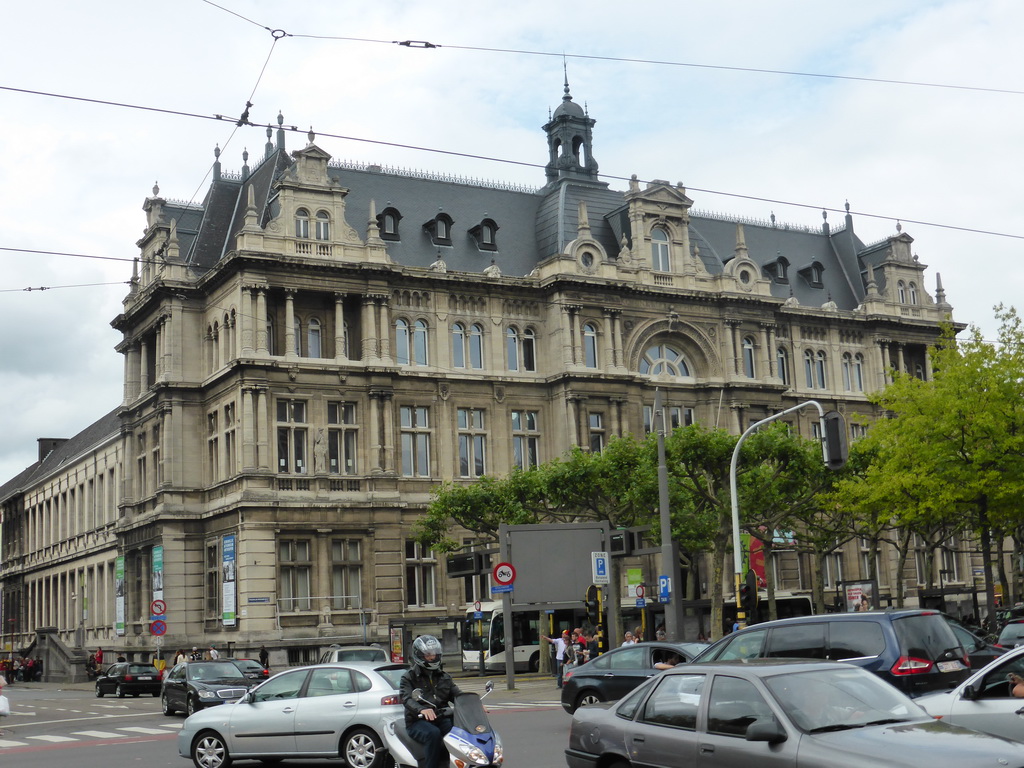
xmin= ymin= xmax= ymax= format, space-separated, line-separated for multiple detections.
xmin=115 ymin=555 xmax=126 ymax=636
xmin=152 ymin=545 xmax=164 ymax=603
xmin=222 ymin=534 xmax=236 ymax=627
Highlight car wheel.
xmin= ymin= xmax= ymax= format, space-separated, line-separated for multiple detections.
xmin=575 ymin=690 xmax=603 ymax=711
xmin=116 ymin=684 xmax=126 ymax=698
xmin=187 ymin=696 xmax=200 ymax=716
xmin=95 ymin=685 xmax=104 ymax=698
xmin=162 ymin=693 xmax=176 ymax=716
xmin=342 ymin=727 xmax=384 ymax=768
xmin=528 ymin=652 xmax=540 ymax=673
xmin=192 ymin=731 xmax=232 ymax=768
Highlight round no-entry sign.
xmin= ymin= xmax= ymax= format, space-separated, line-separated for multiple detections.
xmin=493 ymin=562 xmax=516 ymax=586
xmin=151 ymin=599 xmax=167 ymax=616
xmin=635 ymin=585 xmax=645 ymax=599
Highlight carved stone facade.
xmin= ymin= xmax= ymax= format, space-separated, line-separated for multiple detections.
xmin=0 ymin=86 xmax=965 ymax=660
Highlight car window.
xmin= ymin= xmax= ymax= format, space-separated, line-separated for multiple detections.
xmin=706 ymin=675 xmax=774 ymax=737
xmin=615 ymin=682 xmax=651 ymax=721
xmin=352 ymin=671 xmax=373 ymax=692
xmin=893 ymin=614 xmax=961 ymax=660
xmin=714 ymin=629 xmax=767 ymax=661
xmin=766 ymin=623 xmax=826 ymax=659
xmin=168 ymin=665 xmax=186 ymax=681
xmin=947 ymin=622 xmax=982 ymax=653
xmin=828 ymin=621 xmax=886 ymax=660
xmin=128 ymin=665 xmax=159 ymax=675
xmin=253 ymin=670 xmax=307 ymax=702
xmin=307 ymin=668 xmax=354 ymax=696
xmin=374 ymin=666 xmax=405 ymax=689
xmin=997 ymin=625 xmax=1024 ymax=646
xmin=640 ymin=673 xmax=705 ymax=730
xmin=610 ymin=647 xmax=646 ymax=669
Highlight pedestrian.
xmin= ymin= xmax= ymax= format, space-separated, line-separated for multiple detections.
xmin=540 ymin=630 xmax=570 ymax=687
xmin=174 ymin=648 xmax=187 ymax=666
xmin=258 ymin=645 xmax=269 ymax=669
xmin=0 ymin=673 xmax=8 ymax=735
xmin=400 ymin=635 xmax=462 ymax=768
xmin=190 ymin=646 xmax=202 ymax=661
xmin=208 ymin=645 xmax=219 ymax=660
xmin=622 ymin=631 xmax=636 ymax=646
xmin=95 ymin=647 xmax=104 ymax=666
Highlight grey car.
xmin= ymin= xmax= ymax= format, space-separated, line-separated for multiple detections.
xmin=178 ymin=661 xmax=406 ymax=768
xmin=565 ymin=659 xmax=1024 ymax=768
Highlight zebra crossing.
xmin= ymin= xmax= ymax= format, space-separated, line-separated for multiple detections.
xmin=0 ymin=721 xmax=181 ymax=748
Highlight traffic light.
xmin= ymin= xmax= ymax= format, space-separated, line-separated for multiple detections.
xmin=585 ymin=584 xmax=600 ymax=625
xmin=822 ymin=411 xmax=848 ymax=471
xmin=740 ymin=568 xmax=758 ymax=618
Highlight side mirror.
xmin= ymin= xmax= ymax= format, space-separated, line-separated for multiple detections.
xmin=411 ymin=688 xmax=424 ymax=700
xmin=746 ymin=720 xmax=787 ymax=744
xmin=485 ymin=681 xmax=494 ymax=693
xmin=961 ymin=684 xmax=977 ymax=701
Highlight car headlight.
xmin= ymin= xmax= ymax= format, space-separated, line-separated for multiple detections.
xmin=198 ymin=690 xmax=218 ymax=699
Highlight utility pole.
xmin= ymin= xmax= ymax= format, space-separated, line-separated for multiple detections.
xmin=655 ymin=389 xmax=683 ymax=640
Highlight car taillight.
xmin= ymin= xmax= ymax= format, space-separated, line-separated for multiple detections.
xmin=563 ymin=669 xmax=573 ymax=682
xmin=890 ymin=656 xmax=933 ymax=675
xmin=381 ymin=694 xmax=401 ymax=706
xmin=125 ymin=674 xmax=134 ymax=681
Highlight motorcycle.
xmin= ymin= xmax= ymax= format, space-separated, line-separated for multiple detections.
xmin=385 ymin=680 xmax=503 ymax=768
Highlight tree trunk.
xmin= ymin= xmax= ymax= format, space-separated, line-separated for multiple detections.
xmin=979 ymin=495 xmax=997 ymax=626
xmin=709 ymin=526 xmax=729 ymax=641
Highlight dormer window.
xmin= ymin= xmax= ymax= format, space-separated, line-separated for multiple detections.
xmin=765 ymin=256 xmax=790 ymax=284
xmin=315 ymin=211 xmax=330 ymax=241
xmin=295 ymin=208 xmax=310 ymax=239
xmin=909 ymin=282 xmax=918 ymax=305
xmin=797 ymin=261 xmax=824 ymax=288
xmin=469 ymin=218 xmax=499 ymax=251
xmin=377 ymin=207 xmax=402 ymax=241
xmin=651 ymin=228 xmax=671 ymax=272
xmin=424 ymin=213 xmax=453 ymax=246
xmin=898 ymin=280 xmax=907 ymax=303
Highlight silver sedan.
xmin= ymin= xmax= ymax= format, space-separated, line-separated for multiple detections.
xmin=917 ymin=644 xmax=1024 ymax=741
xmin=178 ymin=661 xmax=406 ymax=768
xmin=565 ymin=659 xmax=1024 ymax=768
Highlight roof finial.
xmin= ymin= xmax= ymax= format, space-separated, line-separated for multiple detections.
xmin=152 ymin=181 xmax=160 ymax=197
xmin=308 ymin=126 xmax=315 ymax=145
xmin=896 ymin=220 xmax=902 ymax=233
xmin=562 ymin=59 xmax=572 ymax=102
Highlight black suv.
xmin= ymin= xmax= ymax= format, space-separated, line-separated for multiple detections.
xmin=693 ymin=609 xmax=970 ymax=697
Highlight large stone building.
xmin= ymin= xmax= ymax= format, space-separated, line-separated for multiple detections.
xmin=0 ymin=81 xmax=964 ymax=664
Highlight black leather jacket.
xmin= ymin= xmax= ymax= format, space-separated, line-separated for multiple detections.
xmin=400 ymin=665 xmax=462 ymax=725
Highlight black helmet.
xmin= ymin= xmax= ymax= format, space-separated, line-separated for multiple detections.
xmin=411 ymin=635 xmax=443 ymax=671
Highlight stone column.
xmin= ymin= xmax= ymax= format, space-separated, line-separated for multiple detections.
xmin=878 ymin=339 xmax=891 ymax=386
xmin=566 ymin=396 xmax=580 ymax=447
xmin=256 ymin=388 xmax=270 ymax=470
xmin=139 ymin=341 xmax=149 ymax=392
xmin=154 ymin=322 xmax=163 ymax=383
xmin=561 ymin=306 xmax=576 ymax=367
xmin=284 ymin=289 xmax=297 ymax=360
xmin=611 ymin=311 xmax=624 ymax=370
xmin=759 ymin=323 xmax=773 ymax=381
xmin=334 ymin=293 xmax=347 ymax=362
xmin=896 ymin=343 xmax=906 ymax=375
xmin=241 ymin=287 xmax=254 ymax=355
xmin=242 ymin=388 xmax=256 ymax=470
xmin=766 ymin=325 xmax=778 ymax=379
xmin=571 ymin=307 xmax=583 ymax=367
xmin=361 ymin=297 xmax=377 ymax=362
xmin=381 ymin=392 xmax=395 ymax=473
xmin=924 ymin=348 xmax=933 ymax=381
xmin=127 ymin=342 xmax=140 ymax=401
xmin=727 ymin=321 xmax=740 ymax=376
xmin=377 ymin=296 xmax=392 ymax=364
xmin=368 ymin=391 xmax=383 ymax=473
xmin=255 ymin=288 xmax=268 ymax=355
xmin=601 ymin=310 xmax=615 ymax=372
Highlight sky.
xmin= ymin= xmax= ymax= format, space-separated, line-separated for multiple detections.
xmin=1 ymin=0 xmax=1022 ymax=482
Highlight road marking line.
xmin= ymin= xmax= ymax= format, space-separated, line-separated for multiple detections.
xmin=72 ymin=730 xmax=128 ymax=739
xmin=119 ymin=726 xmax=172 ymax=735
xmin=28 ymin=734 xmax=78 ymax=742
xmin=0 ymin=739 xmax=29 ymax=748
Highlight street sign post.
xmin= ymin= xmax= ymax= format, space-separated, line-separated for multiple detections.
xmin=493 ymin=562 xmax=516 ymax=586
xmin=592 ymin=552 xmax=609 ymax=586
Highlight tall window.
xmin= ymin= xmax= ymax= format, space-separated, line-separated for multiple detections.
xmin=742 ymin=337 xmax=756 ymax=378
xmin=643 ymin=405 xmax=693 ymax=433
xmin=137 ymin=432 xmax=148 ymax=498
xmin=909 ymin=282 xmax=918 ymax=305
xmin=804 ymin=350 xmax=815 ymax=388
xmin=451 ymin=323 xmax=466 ymax=368
xmin=220 ymin=407 xmax=232 ymax=479
xmin=506 ymin=326 xmax=536 ymax=372
xmin=777 ymin=347 xmax=790 ymax=385
xmin=307 ymin=317 xmax=322 ymax=358
xmin=400 ymin=406 xmax=431 ymax=477
xmin=295 ymin=208 xmax=310 ymax=239
xmin=405 ymin=540 xmax=436 ymax=607
xmin=205 ymin=542 xmax=219 ymax=617
xmin=582 ymin=323 xmax=599 ymax=368
xmin=468 ymin=324 xmax=483 ymax=369
xmin=277 ymin=399 xmax=308 ymax=474
xmin=457 ymin=408 xmax=486 ymax=478
xmin=651 ymin=228 xmax=671 ymax=271
xmin=331 ymin=539 xmax=362 ymax=610
xmin=512 ymin=410 xmax=540 ymax=470
xmin=842 ymin=353 xmax=865 ymax=392
xmin=897 ymin=281 xmax=907 ymax=303
xmin=640 ymin=344 xmax=690 ymax=376
xmin=823 ymin=552 xmax=844 ymax=589
xmin=279 ymin=538 xmax=312 ymax=611
xmin=396 ymin=319 xmax=428 ymax=366
xmin=327 ymin=402 xmax=358 ymax=474
xmin=589 ymin=412 xmax=605 ymax=453
xmin=452 ymin=323 xmax=484 ymax=370
xmin=315 ymin=211 xmax=330 ymax=240
xmin=815 ymin=351 xmax=827 ymax=389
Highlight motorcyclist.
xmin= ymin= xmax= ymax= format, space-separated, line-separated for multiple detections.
xmin=400 ymin=635 xmax=462 ymax=768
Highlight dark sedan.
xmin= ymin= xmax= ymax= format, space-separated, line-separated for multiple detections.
xmin=161 ymin=660 xmax=260 ymax=716
xmin=565 ymin=659 xmax=1024 ymax=768
xmin=95 ymin=662 xmax=163 ymax=698
xmin=561 ymin=641 xmax=705 ymax=713
xmin=229 ymin=658 xmax=271 ymax=681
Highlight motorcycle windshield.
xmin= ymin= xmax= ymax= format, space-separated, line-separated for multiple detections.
xmin=452 ymin=692 xmax=491 ymax=734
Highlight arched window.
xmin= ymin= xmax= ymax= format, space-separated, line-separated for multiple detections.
xmin=909 ymin=282 xmax=918 ymax=305
xmin=506 ymin=327 xmax=519 ymax=371
xmin=853 ymin=354 xmax=865 ymax=391
xmin=777 ymin=347 xmax=790 ymax=386
xmin=639 ymin=344 xmax=690 ymax=377
xmin=412 ymin=320 xmax=429 ymax=366
xmin=651 ymin=229 xmax=671 ymax=272
xmin=815 ymin=350 xmax=828 ymax=389
xmin=804 ymin=350 xmax=815 ymax=388
xmin=897 ymin=281 xmax=907 ymax=303
xmin=842 ymin=353 xmax=853 ymax=391
xmin=582 ymin=323 xmax=599 ymax=368
xmin=378 ymin=207 xmax=402 ymax=241
xmin=395 ymin=318 xmax=410 ymax=365
xmin=469 ymin=324 xmax=483 ymax=369
xmin=295 ymin=208 xmax=310 ymax=239
xmin=315 ymin=211 xmax=330 ymax=241
xmin=522 ymin=328 xmax=536 ymax=371
xmin=307 ymin=318 xmax=322 ymax=358
xmin=508 ymin=326 xmax=537 ymax=372
xmin=742 ymin=337 xmax=756 ymax=378
xmin=451 ymin=323 xmax=466 ymax=368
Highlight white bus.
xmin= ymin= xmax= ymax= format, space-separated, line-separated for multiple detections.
xmin=461 ymin=601 xmax=543 ymax=673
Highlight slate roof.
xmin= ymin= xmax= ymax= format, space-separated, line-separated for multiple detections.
xmin=0 ymin=408 xmax=121 ymax=504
